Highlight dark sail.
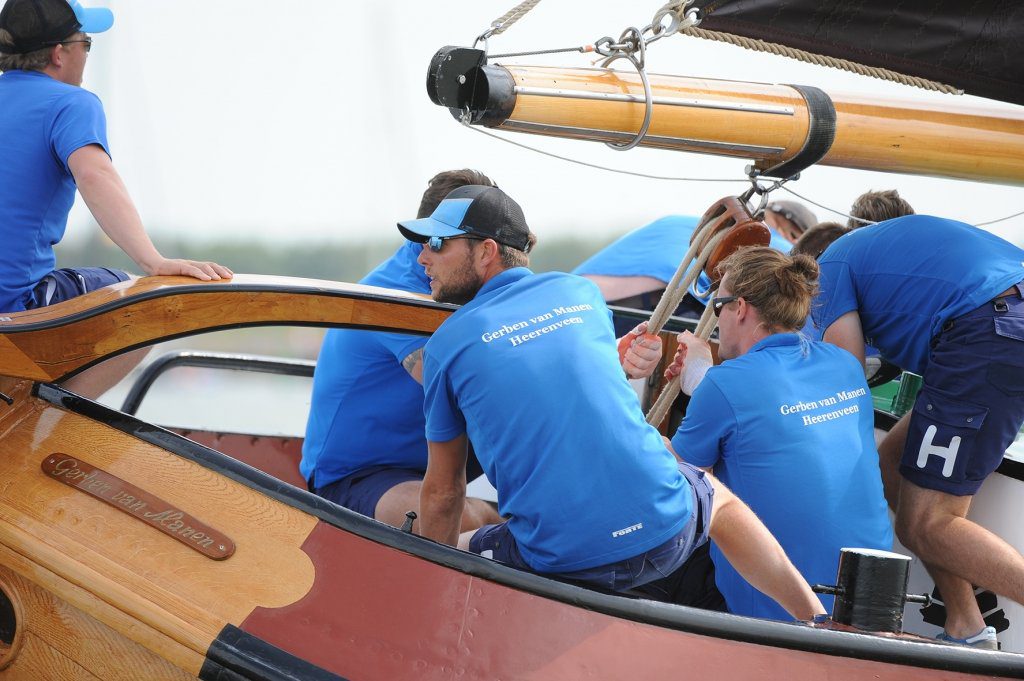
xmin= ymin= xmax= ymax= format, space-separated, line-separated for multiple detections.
xmin=689 ymin=0 xmax=1024 ymax=107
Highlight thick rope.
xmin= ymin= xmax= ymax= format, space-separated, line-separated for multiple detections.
xmin=488 ymin=0 xmax=544 ymax=37
xmin=680 ymin=27 xmax=962 ymax=96
xmin=646 ymin=303 xmax=717 ymax=427
xmin=692 ymin=298 xmax=719 ymax=338
xmin=641 ymin=218 xmax=730 ymax=427
xmin=646 ymin=215 xmax=727 ymax=334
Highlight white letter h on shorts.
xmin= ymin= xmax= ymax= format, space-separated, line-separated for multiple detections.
xmin=916 ymin=425 xmax=961 ymax=478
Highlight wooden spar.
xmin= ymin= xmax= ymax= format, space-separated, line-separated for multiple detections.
xmin=426 ymin=50 xmax=1024 ymax=186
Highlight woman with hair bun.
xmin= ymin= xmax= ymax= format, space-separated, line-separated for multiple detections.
xmin=665 ymin=246 xmax=893 ymax=621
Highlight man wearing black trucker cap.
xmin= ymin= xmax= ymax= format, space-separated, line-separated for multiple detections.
xmin=402 ymin=185 xmax=825 ymax=620
xmin=0 ymin=0 xmax=231 ymax=396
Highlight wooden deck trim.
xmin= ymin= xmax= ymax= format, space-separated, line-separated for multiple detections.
xmin=0 ymin=275 xmax=453 ymax=382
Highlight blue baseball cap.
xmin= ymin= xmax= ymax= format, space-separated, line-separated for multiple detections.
xmin=69 ymin=0 xmax=113 ymax=34
xmin=398 ymin=185 xmax=533 ymax=252
xmin=0 ymin=0 xmax=112 ymax=54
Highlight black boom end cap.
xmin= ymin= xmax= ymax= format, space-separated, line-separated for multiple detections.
xmin=426 ymin=46 xmax=487 ymax=107
xmin=426 ymin=46 xmax=515 ymax=127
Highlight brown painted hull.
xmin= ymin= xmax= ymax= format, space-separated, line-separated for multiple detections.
xmin=0 ymin=276 xmax=1019 ymax=679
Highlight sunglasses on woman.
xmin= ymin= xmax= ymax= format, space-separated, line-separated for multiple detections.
xmin=711 ymin=295 xmax=740 ymax=317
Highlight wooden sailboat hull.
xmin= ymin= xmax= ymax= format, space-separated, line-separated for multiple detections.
xmin=427 ymin=53 xmax=1024 ymax=186
xmin=0 ymin=276 xmax=1022 ymax=679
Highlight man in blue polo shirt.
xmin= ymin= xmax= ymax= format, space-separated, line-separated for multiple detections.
xmin=301 ymin=169 xmax=505 ymax=532
xmin=667 ymin=247 xmax=892 ymax=620
xmin=813 ymin=214 xmax=1024 ymax=649
xmin=573 ymin=208 xmax=804 ymax=335
xmin=0 ymin=0 xmax=230 ymax=396
xmin=402 ymin=185 xmax=825 ymax=620
xmin=303 ymin=172 xmax=665 ymax=531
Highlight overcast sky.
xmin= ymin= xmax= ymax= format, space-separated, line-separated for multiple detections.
xmin=66 ymin=1 xmax=1024 ymax=248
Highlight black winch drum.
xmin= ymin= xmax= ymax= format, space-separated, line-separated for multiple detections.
xmin=830 ymin=548 xmax=915 ymax=633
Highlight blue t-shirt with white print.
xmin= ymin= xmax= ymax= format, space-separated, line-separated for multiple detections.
xmin=672 ymin=334 xmax=892 ymax=620
xmin=423 ymin=268 xmax=692 ymax=572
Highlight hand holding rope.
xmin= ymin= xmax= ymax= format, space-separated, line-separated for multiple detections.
xmin=640 ymin=197 xmax=772 ymax=428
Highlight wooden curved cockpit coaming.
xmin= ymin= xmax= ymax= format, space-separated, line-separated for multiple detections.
xmin=0 ymin=274 xmax=454 ymax=383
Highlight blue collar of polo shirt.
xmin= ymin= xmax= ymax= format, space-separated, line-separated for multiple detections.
xmin=5 ymin=70 xmax=52 ymax=79
xmin=748 ymin=332 xmax=804 ymax=354
xmin=475 ymin=267 xmax=533 ymax=298
xmin=456 ymin=267 xmax=534 ymax=316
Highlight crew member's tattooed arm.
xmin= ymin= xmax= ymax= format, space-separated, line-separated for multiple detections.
xmin=402 ymin=348 xmax=425 ymax=384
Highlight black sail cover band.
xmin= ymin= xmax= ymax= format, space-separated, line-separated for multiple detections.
xmin=758 ymin=84 xmax=836 ymax=181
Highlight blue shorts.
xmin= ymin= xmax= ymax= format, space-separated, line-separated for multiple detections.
xmin=315 ymin=465 xmax=423 ymax=518
xmin=469 ymin=462 xmax=714 ymax=593
xmin=901 ymin=287 xmax=1024 ymax=495
xmin=27 ymin=267 xmax=130 ymax=309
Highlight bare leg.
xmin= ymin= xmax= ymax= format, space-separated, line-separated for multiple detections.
xmin=877 ymin=412 xmax=911 ymax=512
xmin=63 ymin=347 xmax=150 ymax=400
xmin=896 ymin=479 xmax=1024 ymax=637
xmin=375 ymin=480 xmax=502 ymax=534
xmin=705 ymin=473 xmax=825 ymax=620
xmin=927 ymin=563 xmax=986 ymax=639
xmin=881 ymin=415 xmax=988 ymax=636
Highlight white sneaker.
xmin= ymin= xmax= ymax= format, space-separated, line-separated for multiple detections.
xmin=936 ymin=626 xmax=999 ymax=651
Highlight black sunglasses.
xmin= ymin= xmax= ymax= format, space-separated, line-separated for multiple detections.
xmin=45 ymin=37 xmax=92 ymax=52
xmin=711 ymin=295 xmax=740 ymax=317
xmin=426 ymin=235 xmax=484 ymax=252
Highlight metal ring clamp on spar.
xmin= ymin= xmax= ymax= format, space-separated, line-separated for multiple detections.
xmin=596 ymin=27 xmax=654 ymax=152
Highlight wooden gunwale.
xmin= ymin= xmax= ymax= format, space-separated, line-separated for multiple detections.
xmin=0 ymin=274 xmax=454 ymax=383
xmin=484 ymin=65 xmax=1024 ymax=185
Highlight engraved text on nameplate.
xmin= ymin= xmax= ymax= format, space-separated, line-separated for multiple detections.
xmin=42 ymin=454 xmax=235 ymax=560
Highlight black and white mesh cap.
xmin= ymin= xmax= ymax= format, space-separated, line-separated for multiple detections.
xmin=398 ymin=185 xmax=533 ymax=252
